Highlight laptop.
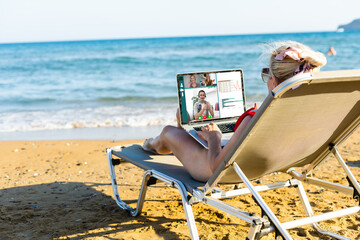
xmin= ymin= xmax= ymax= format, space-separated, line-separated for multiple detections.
xmin=177 ymin=69 xmax=246 ymax=148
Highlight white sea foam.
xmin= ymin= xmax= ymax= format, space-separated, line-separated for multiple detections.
xmin=0 ymin=100 xmax=264 ymax=133
xmin=0 ymin=104 xmax=178 ymax=132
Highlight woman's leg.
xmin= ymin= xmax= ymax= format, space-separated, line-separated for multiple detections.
xmin=144 ymin=125 xmax=213 ymax=182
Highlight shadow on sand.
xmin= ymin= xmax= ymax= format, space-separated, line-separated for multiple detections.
xmin=347 ymin=159 xmax=360 ymax=168
xmin=0 ymin=181 xmax=188 ymax=239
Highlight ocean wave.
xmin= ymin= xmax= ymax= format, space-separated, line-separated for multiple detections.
xmin=0 ymin=97 xmax=56 ymax=106
xmin=0 ymin=98 xmax=263 ymax=133
xmin=1 ymin=55 xmax=146 ymax=73
xmin=0 ymin=104 xmax=178 ymax=132
xmin=97 ymin=96 xmax=178 ymax=103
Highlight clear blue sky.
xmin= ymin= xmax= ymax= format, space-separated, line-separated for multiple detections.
xmin=0 ymin=0 xmax=359 ymax=43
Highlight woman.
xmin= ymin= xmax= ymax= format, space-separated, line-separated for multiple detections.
xmin=203 ymin=74 xmax=213 ymax=86
xmin=143 ymin=41 xmax=327 ymax=182
xmin=187 ymin=75 xmax=200 ymax=88
xmin=193 ymin=90 xmax=214 ymax=120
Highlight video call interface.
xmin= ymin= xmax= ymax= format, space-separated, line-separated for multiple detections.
xmin=177 ymin=70 xmax=246 ymax=124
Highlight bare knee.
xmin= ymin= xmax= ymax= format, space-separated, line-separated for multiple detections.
xmin=152 ymin=125 xmax=177 ymax=154
xmin=161 ymin=125 xmax=176 ymax=136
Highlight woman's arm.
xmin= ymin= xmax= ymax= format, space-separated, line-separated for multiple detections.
xmin=197 ymin=123 xmax=222 ymax=167
xmin=209 ymin=115 xmax=253 ymax=172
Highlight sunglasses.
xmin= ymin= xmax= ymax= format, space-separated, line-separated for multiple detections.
xmin=261 ymin=68 xmax=272 ymax=83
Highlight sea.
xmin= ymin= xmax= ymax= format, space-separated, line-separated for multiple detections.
xmin=1 ymin=31 xmax=360 ymax=140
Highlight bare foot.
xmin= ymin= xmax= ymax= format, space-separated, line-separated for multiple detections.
xmin=142 ymin=138 xmax=158 ymax=154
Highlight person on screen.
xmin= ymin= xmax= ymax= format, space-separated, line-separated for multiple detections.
xmin=187 ymin=75 xmax=200 ymax=88
xmin=193 ymin=90 xmax=214 ymax=120
xmin=203 ymin=74 xmax=213 ymax=86
xmin=142 ymin=41 xmax=327 ymax=182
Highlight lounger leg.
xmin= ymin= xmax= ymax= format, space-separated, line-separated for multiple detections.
xmin=332 ymin=147 xmax=360 ymax=198
xmin=149 ymin=170 xmax=200 ymax=240
xmin=107 ymin=148 xmax=135 ymax=212
xmin=180 ymin=191 xmax=199 ymax=240
xmin=247 ymin=218 xmax=271 ymax=240
xmin=135 ymin=170 xmax=200 ymax=239
xmin=107 ymin=148 xmax=152 ymax=216
xmin=106 ymin=151 xmax=199 ymax=240
xmin=232 ymin=162 xmax=293 ymax=240
xmin=296 ymin=180 xmax=352 ymax=240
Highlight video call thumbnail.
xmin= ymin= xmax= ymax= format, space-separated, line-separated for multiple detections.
xmin=178 ymin=70 xmax=245 ymax=124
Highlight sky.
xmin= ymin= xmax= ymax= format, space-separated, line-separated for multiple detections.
xmin=0 ymin=0 xmax=359 ymax=43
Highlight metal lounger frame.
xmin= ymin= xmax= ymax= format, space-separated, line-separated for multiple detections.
xmin=107 ymin=145 xmax=360 ymax=240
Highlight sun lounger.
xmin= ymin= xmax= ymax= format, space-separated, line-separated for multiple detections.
xmin=106 ymin=69 xmax=360 ymax=239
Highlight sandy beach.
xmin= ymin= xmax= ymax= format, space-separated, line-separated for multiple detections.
xmin=1 ymin=128 xmax=360 ymax=240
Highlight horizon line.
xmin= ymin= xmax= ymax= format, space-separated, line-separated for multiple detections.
xmin=0 ymin=29 xmax=343 ymax=45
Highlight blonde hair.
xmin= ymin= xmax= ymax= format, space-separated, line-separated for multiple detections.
xmin=266 ymin=41 xmax=327 ymax=83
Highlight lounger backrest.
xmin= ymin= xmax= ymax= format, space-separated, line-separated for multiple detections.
xmin=206 ymin=70 xmax=360 ymax=188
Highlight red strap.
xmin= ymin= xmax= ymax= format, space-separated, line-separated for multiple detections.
xmin=234 ymin=103 xmax=257 ymax=131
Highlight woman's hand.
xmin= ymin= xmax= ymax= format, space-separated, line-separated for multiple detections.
xmin=197 ymin=122 xmax=222 ymax=142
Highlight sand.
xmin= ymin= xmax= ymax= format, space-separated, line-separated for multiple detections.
xmin=1 ymin=129 xmax=360 ymax=240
